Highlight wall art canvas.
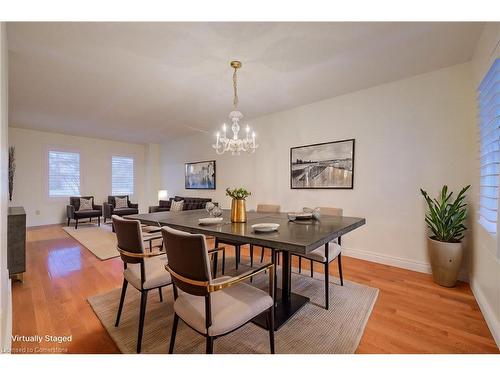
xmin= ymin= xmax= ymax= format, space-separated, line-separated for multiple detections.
xmin=185 ymin=160 xmax=216 ymax=189
xmin=290 ymin=139 xmax=355 ymax=189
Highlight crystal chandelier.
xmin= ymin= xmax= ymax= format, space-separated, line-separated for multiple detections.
xmin=213 ymin=61 xmax=258 ymax=155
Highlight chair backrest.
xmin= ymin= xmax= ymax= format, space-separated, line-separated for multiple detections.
xmin=108 ymin=195 xmax=130 ymax=208
xmin=161 ymin=226 xmax=211 ymax=296
xmin=256 ymin=204 xmax=281 ymax=213
xmin=319 ymin=207 xmax=343 ymax=216
xmin=69 ymin=196 xmax=94 ymax=210
xmin=112 ymin=215 xmax=144 ymax=264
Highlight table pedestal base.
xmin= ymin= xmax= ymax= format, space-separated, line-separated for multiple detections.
xmin=252 ymin=289 xmax=310 ymax=331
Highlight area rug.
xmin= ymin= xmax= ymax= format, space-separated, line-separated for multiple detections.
xmin=62 ymin=224 xmax=163 ymax=260
xmin=88 ymin=260 xmax=379 ymax=354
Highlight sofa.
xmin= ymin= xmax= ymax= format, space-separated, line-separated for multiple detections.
xmin=67 ymin=196 xmax=102 ymax=229
xmin=103 ymin=195 xmax=139 ymax=222
xmin=148 ymin=196 xmax=212 ymax=213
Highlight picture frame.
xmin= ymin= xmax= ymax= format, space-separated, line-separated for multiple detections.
xmin=290 ymin=139 xmax=355 ymax=189
xmin=185 ymin=160 xmax=216 ymax=190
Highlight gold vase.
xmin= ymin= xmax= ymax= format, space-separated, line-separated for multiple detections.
xmin=231 ymin=199 xmax=247 ymax=223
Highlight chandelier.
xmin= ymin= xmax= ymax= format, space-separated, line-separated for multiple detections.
xmin=213 ymin=61 xmax=258 ymax=155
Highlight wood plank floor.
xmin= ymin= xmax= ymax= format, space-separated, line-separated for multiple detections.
xmin=10 ymin=224 xmax=499 ymax=354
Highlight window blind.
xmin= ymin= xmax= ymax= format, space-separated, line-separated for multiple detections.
xmin=48 ymin=150 xmax=80 ymax=197
xmin=478 ymin=58 xmax=500 ymax=234
xmin=112 ymin=156 xmax=134 ymax=195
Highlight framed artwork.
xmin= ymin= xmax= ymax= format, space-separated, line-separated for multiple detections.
xmin=290 ymin=139 xmax=355 ymax=189
xmin=185 ymin=160 xmax=216 ymax=190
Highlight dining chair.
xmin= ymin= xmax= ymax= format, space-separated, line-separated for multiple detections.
xmin=112 ymin=215 xmax=172 ymax=353
xmin=162 ymin=226 xmax=275 ymax=354
xmin=249 ymin=204 xmax=281 ymax=266
xmin=292 ymin=207 xmax=344 ymax=310
xmin=214 ymin=204 xmax=281 ymax=270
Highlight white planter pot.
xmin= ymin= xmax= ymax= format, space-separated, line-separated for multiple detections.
xmin=427 ymin=237 xmax=463 ymax=287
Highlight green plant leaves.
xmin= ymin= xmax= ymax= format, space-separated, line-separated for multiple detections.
xmin=420 ymin=185 xmax=470 ymax=242
xmin=226 ymin=187 xmax=251 ymax=200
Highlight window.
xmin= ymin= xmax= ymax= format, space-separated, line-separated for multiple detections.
xmin=112 ymin=156 xmax=134 ymax=195
xmin=48 ymin=150 xmax=80 ymax=197
xmin=478 ymin=58 xmax=500 ymax=234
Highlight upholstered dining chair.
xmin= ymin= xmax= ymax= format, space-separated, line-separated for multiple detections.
xmin=292 ymin=207 xmax=344 ymax=310
xmin=249 ymin=204 xmax=281 ymax=266
xmin=161 ymin=226 xmax=275 ymax=354
xmin=112 ymin=215 xmax=172 ymax=353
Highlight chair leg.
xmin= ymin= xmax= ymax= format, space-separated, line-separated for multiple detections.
xmin=103 ymin=217 xmax=106 ymax=224
xmin=158 ymin=287 xmax=163 ymax=302
xmin=137 ymin=290 xmax=148 ymax=353
xmin=298 ymin=256 xmax=302 ymax=273
xmin=212 ymin=251 xmax=218 ymax=278
xmin=267 ymin=306 xmax=275 ymax=354
xmin=338 ymin=253 xmax=344 ymax=286
xmin=115 ymin=279 xmax=128 ymax=327
xmin=310 ymin=260 xmax=314 ymax=277
xmin=324 ymin=263 xmax=329 ymax=310
xmin=250 ymin=245 xmax=254 ymax=267
xmin=67 ymin=218 xmax=70 ymax=227
xmin=206 ymin=336 xmax=214 ymax=354
xmin=168 ymin=313 xmax=179 ymax=354
xmin=260 ymin=247 xmax=265 ymax=263
xmin=98 ymin=216 xmax=101 ymax=226
xmin=75 ymin=218 xmax=78 ymax=229
xmin=277 ymin=252 xmax=280 ymax=266
xmin=221 ymin=248 xmax=225 ymax=275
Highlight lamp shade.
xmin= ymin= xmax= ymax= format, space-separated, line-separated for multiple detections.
xmin=158 ymin=190 xmax=168 ymax=201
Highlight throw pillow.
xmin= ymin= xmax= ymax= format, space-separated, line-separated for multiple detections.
xmin=79 ymin=198 xmax=93 ymax=211
xmin=115 ymin=197 xmax=128 ymax=209
xmin=170 ymin=200 xmax=184 ymax=212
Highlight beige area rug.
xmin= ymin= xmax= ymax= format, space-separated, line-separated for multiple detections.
xmin=88 ymin=259 xmax=379 ymax=354
xmin=62 ymin=223 xmax=162 ymax=260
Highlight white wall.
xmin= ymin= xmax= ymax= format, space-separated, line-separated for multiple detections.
xmin=161 ymin=63 xmax=475 ymax=275
xmin=8 ymin=127 xmax=158 ymax=227
xmin=469 ymin=23 xmax=500 ymax=348
xmin=0 ymin=22 xmax=12 ymax=353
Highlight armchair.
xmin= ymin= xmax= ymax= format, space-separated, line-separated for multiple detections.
xmin=162 ymin=226 xmax=275 ymax=354
xmin=67 ymin=196 xmax=102 ymax=229
xmin=103 ymin=195 xmax=139 ymax=222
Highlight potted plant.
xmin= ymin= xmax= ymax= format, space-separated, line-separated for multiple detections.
xmin=226 ymin=187 xmax=251 ymax=223
xmin=420 ymin=185 xmax=470 ymax=287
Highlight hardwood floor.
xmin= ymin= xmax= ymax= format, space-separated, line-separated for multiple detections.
xmin=10 ymin=224 xmax=499 ymax=354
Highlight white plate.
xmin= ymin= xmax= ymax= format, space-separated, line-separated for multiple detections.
xmin=291 ymin=212 xmax=313 ymax=220
xmin=252 ymin=223 xmax=280 ymax=232
xmin=198 ymin=217 xmax=224 ymax=225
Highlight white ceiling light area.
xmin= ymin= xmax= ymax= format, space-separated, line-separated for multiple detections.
xmin=7 ymin=22 xmax=484 ymax=143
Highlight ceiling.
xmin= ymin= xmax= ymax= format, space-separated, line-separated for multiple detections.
xmin=7 ymin=22 xmax=484 ymax=144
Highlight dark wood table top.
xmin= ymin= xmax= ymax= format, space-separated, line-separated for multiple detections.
xmin=127 ymin=209 xmax=365 ymax=254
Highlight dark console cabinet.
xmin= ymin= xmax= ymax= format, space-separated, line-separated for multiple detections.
xmin=7 ymin=206 xmax=26 ymax=281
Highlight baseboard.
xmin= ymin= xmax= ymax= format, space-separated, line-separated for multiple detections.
xmin=0 ymin=274 xmax=12 ymax=352
xmin=470 ymin=277 xmax=500 ymax=349
xmin=342 ymin=246 xmax=469 ymax=282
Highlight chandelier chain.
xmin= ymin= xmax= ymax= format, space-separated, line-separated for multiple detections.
xmin=233 ymin=67 xmax=238 ymax=108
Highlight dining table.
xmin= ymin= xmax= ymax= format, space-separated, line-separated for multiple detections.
xmin=127 ymin=209 xmax=366 ymax=330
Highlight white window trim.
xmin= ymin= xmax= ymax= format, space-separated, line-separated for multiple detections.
xmin=478 ymin=58 xmax=500 ymax=240
xmin=111 ymin=154 xmax=136 ymax=197
xmin=44 ymin=145 xmax=83 ymax=201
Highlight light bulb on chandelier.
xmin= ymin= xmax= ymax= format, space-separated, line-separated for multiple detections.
xmin=212 ymin=61 xmax=258 ymax=155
